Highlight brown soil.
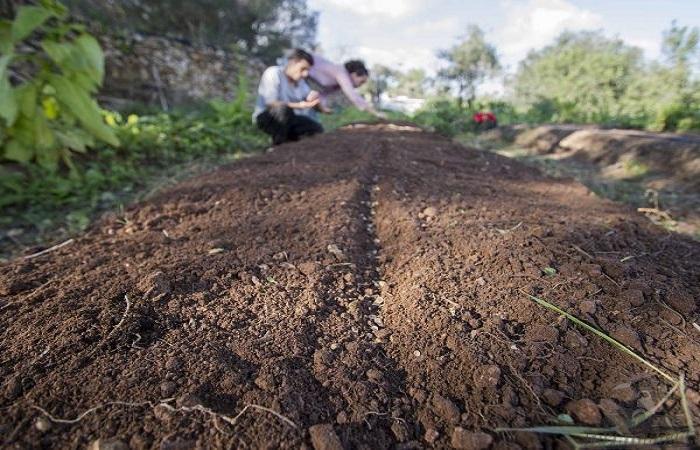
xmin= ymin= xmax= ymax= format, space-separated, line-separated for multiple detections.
xmin=2 ymin=124 xmax=699 ymax=449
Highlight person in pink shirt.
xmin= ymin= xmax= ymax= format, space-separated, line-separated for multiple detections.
xmin=308 ymin=54 xmax=385 ymax=118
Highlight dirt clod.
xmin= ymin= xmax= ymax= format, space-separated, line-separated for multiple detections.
xmin=451 ymin=428 xmax=493 ymax=450
xmin=566 ymin=399 xmax=602 ymax=425
xmin=431 ymin=393 xmax=461 ymax=423
xmin=309 ymin=424 xmax=343 ymax=450
xmin=473 ymin=365 xmax=501 ymax=389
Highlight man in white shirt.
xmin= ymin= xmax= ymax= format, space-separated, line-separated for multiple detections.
xmin=253 ymin=49 xmax=324 ymax=145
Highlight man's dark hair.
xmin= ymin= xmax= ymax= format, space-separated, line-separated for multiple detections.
xmin=344 ymin=60 xmax=369 ymax=77
xmin=288 ymin=48 xmax=314 ymax=65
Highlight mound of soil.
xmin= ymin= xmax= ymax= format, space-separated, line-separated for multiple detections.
xmin=513 ymin=125 xmax=588 ymax=154
xmin=558 ymin=129 xmax=700 ymax=188
xmin=2 ymin=124 xmax=699 ymax=449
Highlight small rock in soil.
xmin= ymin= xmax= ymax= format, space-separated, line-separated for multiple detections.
xmin=137 ymin=271 xmax=171 ymax=298
xmin=391 ymin=420 xmax=410 ymax=442
xmin=473 ymin=365 xmax=501 ymax=389
xmin=366 ymin=368 xmax=383 ymax=381
xmin=424 ymin=428 xmax=439 ymax=444
xmin=422 ymin=206 xmax=437 ymax=218
xmin=610 ymin=384 xmax=638 ymax=403
xmin=309 ymin=424 xmax=343 ymax=450
xmin=298 ymin=261 xmax=317 ymax=276
xmin=566 ymin=399 xmax=602 ymax=425
xmin=431 ymin=393 xmax=460 ymax=423
xmin=598 ymin=399 xmax=627 ymax=431
xmin=579 ymin=300 xmax=596 ymax=315
xmin=88 ymin=439 xmax=129 ymax=450
xmin=451 ymin=428 xmax=493 ymax=450
xmin=34 ymin=416 xmax=52 ymax=432
xmin=621 ymin=289 xmax=645 ymax=307
xmin=610 ymin=326 xmax=642 ymax=351
xmin=542 ymin=388 xmax=564 ymax=407
xmin=327 ymin=244 xmax=345 ymax=260
xmin=667 ymin=290 xmax=696 ymax=314
xmin=335 ymin=411 xmax=348 ymax=424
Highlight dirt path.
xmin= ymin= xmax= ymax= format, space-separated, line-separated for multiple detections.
xmin=1 ymin=124 xmax=699 ymax=449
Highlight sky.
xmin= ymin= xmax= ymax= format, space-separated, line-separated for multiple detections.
xmin=306 ymin=0 xmax=700 ymax=94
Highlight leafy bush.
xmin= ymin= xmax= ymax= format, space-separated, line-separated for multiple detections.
xmin=1 ymin=0 xmax=119 ymax=170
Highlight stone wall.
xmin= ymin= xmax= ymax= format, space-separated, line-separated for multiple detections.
xmin=98 ymin=33 xmax=264 ymax=108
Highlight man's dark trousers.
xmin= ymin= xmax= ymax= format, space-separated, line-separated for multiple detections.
xmin=255 ymin=104 xmax=323 ymax=145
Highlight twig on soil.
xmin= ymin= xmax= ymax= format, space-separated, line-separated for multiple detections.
xmin=89 ymin=294 xmax=132 ymax=356
xmin=23 ymin=239 xmax=74 ymax=260
xmin=495 ymin=222 xmax=523 ymax=235
xmin=571 ymin=245 xmax=593 ymax=260
xmin=693 ymin=322 xmax=700 ymax=334
xmin=31 ymin=400 xmax=298 ymax=430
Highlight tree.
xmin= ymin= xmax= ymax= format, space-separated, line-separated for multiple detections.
xmin=437 ymin=25 xmax=499 ymax=110
xmin=662 ymin=20 xmax=699 ymax=68
xmin=364 ymin=64 xmax=397 ymax=106
xmin=509 ymin=30 xmax=643 ymax=124
xmin=390 ymin=68 xmax=427 ymax=98
xmin=62 ymin=0 xmax=318 ymax=63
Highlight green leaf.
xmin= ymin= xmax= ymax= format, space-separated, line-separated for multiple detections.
xmin=11 ymin=6 xmax=54 ymax=43
xmin=74 ymin=34 xmax=104 ymax=85
xmin=34 ymin=114 xmax=55 ymax=151
xmin=3 ymin=139 xmax=33 ymax=163
xmin=16 ymin=82 xmax=38 ymax=117
xmin=36 ymin=144 xmax=59 ymax=170
xmin=49 ymin=75 xmax=119 ymax=147
xmin=55 ymin=128 xmax=93 ymax=153
xmin=543 ymin=267 xmax=557 ymax=276
xmin=0 ymin=61 xmax=18 ymax=125
xmin=42 ymin=40 xmax=74 ymax=65
xmin=0 ymin=20 xmax=12 ymax=54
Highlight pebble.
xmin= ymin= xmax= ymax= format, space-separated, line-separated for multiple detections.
xmin=542 ymin=388 xmax=564 ymax=407
xmin=566 ymin=398 xmax=602 ymax=425
xmin=610 ymin=326 xmax=642 ymax=351
xmin=621 ymin=289 xmax=645 ymax=307
xmin=413 ymin=350 xmax=421 ymax=357
xmin=579 ymin=300 xmax=596 ymax=315
xmin=88 ymin=439 xmax=129 ymax=450
xmin=451 ymin=428 xmax=493 ymax=450
xmin=35 ymin=416 xmax=52 ymax=432
xmin=309 ymin=424 xmax=343 ymax=450
xmin=610 ymin=384 xmax=638 ymax=403
xmin=298 ymin=262 xmax=317 ymax=276
xmin=422 ymin=206 xmax=437 ymax=218
xmin=366 ymin=368 xmax=383 ymax=381
xmin=424 ymin=428 xmax=439 ymax=444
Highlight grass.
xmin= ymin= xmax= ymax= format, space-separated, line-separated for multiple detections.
xmin=495 ymin=292 xmax=696 ymax=449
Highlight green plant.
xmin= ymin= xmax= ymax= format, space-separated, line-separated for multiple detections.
xmin=1 ymin=0 xmax=118 ymax=171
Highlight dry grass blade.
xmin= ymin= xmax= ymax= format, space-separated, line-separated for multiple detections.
xmin=520 ymin=290 xmax=674 ymax=383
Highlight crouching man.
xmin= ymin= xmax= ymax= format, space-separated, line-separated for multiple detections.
xmin=253 ymin=48 xmax=324 ymax=146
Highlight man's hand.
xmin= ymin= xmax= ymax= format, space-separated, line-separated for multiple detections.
xmin=288 ymin=98 xmax=320 ymax=109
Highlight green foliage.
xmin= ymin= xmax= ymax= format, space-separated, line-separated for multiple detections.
xmin=0 ymin=0 xmax=118 ymax=171
xmin=1 ymin=98 xmax=266 ymax=239
xmin=509 ymin=27 xmax=700 ymax=132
